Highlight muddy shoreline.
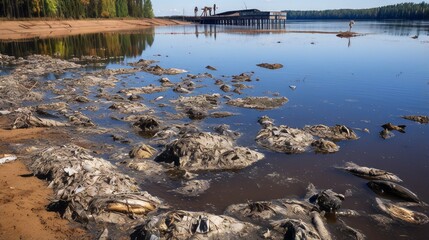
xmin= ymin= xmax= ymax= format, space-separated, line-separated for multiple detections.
xmin=0 ymin=19 xmax=187 ymax=41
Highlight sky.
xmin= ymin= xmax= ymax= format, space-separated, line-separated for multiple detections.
xmin=152 ymin=0 xmax=424 ymax=16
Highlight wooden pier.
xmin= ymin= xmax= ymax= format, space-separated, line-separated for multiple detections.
xmin=181 ymin=9 xmax=287 ymax=27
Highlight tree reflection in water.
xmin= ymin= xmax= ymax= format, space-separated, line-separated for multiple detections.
xmin=0 ymin=28 xmax=155 ymax=61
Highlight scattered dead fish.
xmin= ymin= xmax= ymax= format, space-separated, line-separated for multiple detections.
xmin=341 ymin=162 xmax=403 ymax=182
xmin=271 ymin=219 xmax=321 ymax=240
xmin=367 ymin=180 xmax=422 ymax=203
xmin=311 ymin=139 xmax=339 ymax=153
xmin=402 ymin=115 xmax=429 ymax=124
xmin=172 ymin=179 xmax=210 ymax=197
xmin=375 ymin=198 xmax=429 ymax=225
xmin=307 ymin=184 xmax=344 ymax=213
xmin=129 ymin=144 xmax=157 ymax=159
xmin=0 ymin=154 xmax=17 ymax=164
xmin=381 ymin=123 xmax=406 ymax=133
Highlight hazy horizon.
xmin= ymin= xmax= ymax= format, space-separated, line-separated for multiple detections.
xmin=153 ymin=0 xmax=425 ymax=16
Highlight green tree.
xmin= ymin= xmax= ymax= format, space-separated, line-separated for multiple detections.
xmin=143 ymin=0 xmax=154 ymax=18
xmin=101 ymin=0 xmax=115 ymax=18
xmin=44 ymin=0 xmax=57 ymax=17
xmin=116 ymin=0 xmax=128 ymax=17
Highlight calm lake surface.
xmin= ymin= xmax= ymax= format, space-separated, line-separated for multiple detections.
xmin=1 ymin=20 xmax=429 ymax=239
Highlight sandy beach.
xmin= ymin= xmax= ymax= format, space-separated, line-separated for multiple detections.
xmin=0 ymin=18 xmax=187 ymax=40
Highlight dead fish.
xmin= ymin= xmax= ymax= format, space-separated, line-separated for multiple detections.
xmin=311 ymin=211 xmax=332 ymax=240
xmin=0 ymin=154 xmax=17 ymax=164
xmin=341 ymin=162 xmax=403 ymax=182
xmin=367 ymin=180 xmax=422 ymax=203
xmin=289 ymin=85 xmax=297 ymax=90
xmin=381 ymin=123 xmax=406 ymax=133
xmin=376 ymin=198 xmax=429 ymax=225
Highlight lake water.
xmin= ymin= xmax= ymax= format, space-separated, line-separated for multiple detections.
xmin=1 ymin=20 xmax=429 ymax=239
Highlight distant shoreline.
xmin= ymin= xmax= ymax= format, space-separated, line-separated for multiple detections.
xmin=0 ymin=19 xmax=188 ymax=41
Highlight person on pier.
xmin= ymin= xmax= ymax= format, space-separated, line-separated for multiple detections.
xmin=194 ymin=6 xmax=198 ymax=17
xmin=213 ymin=4 xmax=217 ymax=15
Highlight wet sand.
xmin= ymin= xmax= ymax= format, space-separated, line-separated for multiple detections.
xmin=0 ymin=116 xmax=90 ymax=239
xmin=0 ymin=19 xmax=187 ymax=41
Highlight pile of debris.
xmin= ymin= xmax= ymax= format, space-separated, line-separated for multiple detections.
xmin=256 ymin=116 xmax=341 ymax=154
xmin=155 ymin=132 xmax=264 ymax=171
xmin=30 ymin=145 xmax=162 ymax=225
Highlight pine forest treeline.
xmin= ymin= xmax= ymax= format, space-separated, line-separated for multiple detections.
xmin=0 ymin=0 xmax=154 ymax=19
xmin=286 ymin=2 xmax=429 ymax=20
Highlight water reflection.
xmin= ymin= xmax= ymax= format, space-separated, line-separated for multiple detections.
xmin=0 ymin=28 xmax=155 ymax=60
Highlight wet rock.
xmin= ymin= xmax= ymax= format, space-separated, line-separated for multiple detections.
xmin=256 ymin=117 xmax=314 ymax=153
xmin=340 ymin=162 xmax=403 ymax=182
xmin=111 ymin=134 xmax=131 ymax=144
xmin=119 ymin=85 xmax=168 ymax=95
xmin=402 ymin=115 xmax=429 ymax=124
xmin=128 ymin=94 xmax=142 ymax=101
xmin=210 ymin=111 xmax=236 ymax=118
xmin=214 ymin=79 xmax=224 ymax=85
xmin=206 ymin=65 xmax=217 ymax=71
xmin=375 ymin=198 xmax=429 ymax=225
xmin=173 ymin=85 xmax=192 ymax=94
xmin=214 ymin=124 xmax=241 ymax=140
xmin=336 ymin=32 xmax=360 ymax=38
xmin=256 ymin=63 xmax=283 ymax=70
xmin=109 ymin=102 xmax=148 ymax=114
xmin=129 ymin=144 xmax=158 ymax=159
xmin=304 ymin=124 xmax=358 ymax=141
xmin=380 ymin=129 xmax=394 ymax=139
xmin=74 ymin=95 xmax=90 ymax=103
xmin=367 ymin=180 xmax=422 ymax=203
xmin=220 ymin=84 xmax=231 ymax=92
xmin=186 ymin=107 xmax=208 ymax=120
xmin=129 ymin=59 xmax=157 ymax=67
xmin=311 ymin=139 xmax=340 ymax=153
xmin=132 ymin=210 xmax=261 ymax=239
xmin=232 ymin=83 xmax=252 ymax=90
xmin=171 ymin=94 xmax=220 ymax=110
xmin=232 ymin=73 xmax=252 ymax=82
xmin=144 ymin=65 xmax=187 ymax=75
xmin=159 ymin=77 xmax=174 ymax=87
xmin=155 ymin=132 xmax=264 ymax=171
xmin=30 ymin=145 xmax=159 ymax=223
xmin=227 ymin=97 xmax=288 ymax=110
xmin=381 ymin=123 xmax=406 ymax=133
xmin=307 ymin=184 xmax=345 ymax=213
xmin=134 ymin=116 xmax=161 ymax=134
xmin=172 ymin=180 xmax=210 ymax=196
